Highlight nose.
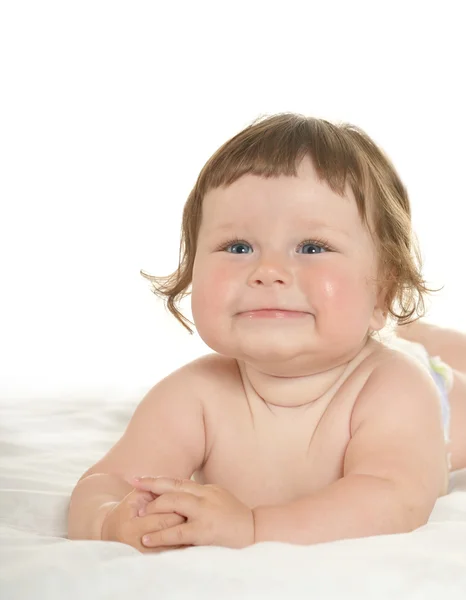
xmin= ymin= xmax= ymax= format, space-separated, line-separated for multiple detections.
xmin=247 ymin=255 xmax=292 ymax=287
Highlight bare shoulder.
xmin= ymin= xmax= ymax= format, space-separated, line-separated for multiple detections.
xmin=159 ymin=352 xmax=238 ymax=389
xmin=350 ymin=342 xmax=443 ymax=430
xmin=78 ymin=355 xmax=234 ymax=483
xmin=186 ymin=352 xmax=241 ymax=390
xmin=188 ymin=352 xmax=238 ymax=373
xmin=344 ymin=342 xmax=449 ymax=511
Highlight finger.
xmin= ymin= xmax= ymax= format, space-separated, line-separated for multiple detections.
xmin=138 ymin=495 xmax=190 ymax=518
xmin=132 ymin=476 xmax=205 ymax=497
xmin=123 ymin=489 xmax=155 ymax=518
xmin=133 ymin=490 xmax=157 ymax=505
xmin=129 ymin=511 xmax=185 ymax=554
xmin=138 ymin=498 xmax=173 ymax=517
xmin=138 ymin=511 xmax=185 ymax=532
xmin=125 ymin=488 xmax=154 ymax=506
xmin=150 ymin=492 xmax=201 ymax=519
xmin=142 ymin=521 xmax=200 ymax=548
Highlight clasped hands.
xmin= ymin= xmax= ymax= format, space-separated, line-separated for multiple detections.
xmin=131 ymin=476 xmax=255 ymax=550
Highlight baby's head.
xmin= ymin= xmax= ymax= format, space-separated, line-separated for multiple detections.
xmin=142 ymin=113 xmax=435 ymax=366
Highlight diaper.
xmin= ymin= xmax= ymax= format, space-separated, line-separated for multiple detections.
xmin=381 ymin=335 xmax=453 ymax=444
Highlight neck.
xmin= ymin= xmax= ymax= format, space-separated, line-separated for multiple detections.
xmin=236 ymin=338 xmax=377 ymax=411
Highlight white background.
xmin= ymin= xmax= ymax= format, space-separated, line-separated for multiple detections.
xmin=1 ymin=1 xmax=465 ymax=398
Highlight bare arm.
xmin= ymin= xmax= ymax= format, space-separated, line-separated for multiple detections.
xmin=67 ymin=356 xmax=212 ymax=540
xmin=253 ymin=355 xmax=448 ymax=544
xmin=67 ymin=472 xmax=135 ymax=540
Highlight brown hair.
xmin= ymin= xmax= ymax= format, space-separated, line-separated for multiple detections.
xmin=141 ymin=112 xmax=440 ymax=334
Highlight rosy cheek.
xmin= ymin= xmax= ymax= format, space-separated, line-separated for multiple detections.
xmin=192 ymin=264 xmax=232 ymax=318
xmin=302 ymin=265 xmax=360 ymax=310
xmin=321 ymin=280 xmax=338 ymax=300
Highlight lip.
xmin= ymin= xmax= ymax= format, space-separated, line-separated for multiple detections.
xmin=237 ymin=309 xmax=309 ymax=319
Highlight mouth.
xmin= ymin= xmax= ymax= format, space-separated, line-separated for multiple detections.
xmin=237 ymin=309 xmax=310 ymax=319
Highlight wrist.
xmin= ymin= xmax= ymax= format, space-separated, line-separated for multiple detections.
xmin=95 ymin=501 xmax=119 ymax=541
xmin=251 ymin=506 xmax=267 ymax=544
xmin=252 ymin=504 xmax=282 ymax=543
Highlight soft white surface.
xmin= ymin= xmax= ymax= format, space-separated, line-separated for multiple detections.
xmin=1 ymin=392 xmax=466 ymax=599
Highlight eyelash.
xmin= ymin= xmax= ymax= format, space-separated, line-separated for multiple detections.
xmin=216 ymin=237 xmax=334 ymax=253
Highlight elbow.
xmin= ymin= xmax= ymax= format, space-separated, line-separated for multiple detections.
xmin=403 ymin=502 xmax=432 ymax=532
xmin=360 ymin=480 xmax=433 ymax=536
xmin=354 ymin=475 xmax=434 ymax=536
xmin=398 ymin=491 xmax=436 ymax=533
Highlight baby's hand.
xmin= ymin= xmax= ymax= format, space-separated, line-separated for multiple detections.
xmin=132 ymin=476 xmax=254 ymax=549
xmin=137 ymin=501 xmax=187 ymax=553
xmin=100 ymin=487 xmax=186 ymax=554
xmin=137 ymin=509 xmax=187 ymax=553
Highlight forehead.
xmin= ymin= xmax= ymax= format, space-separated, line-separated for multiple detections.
xmin=200 ymin=156 xmax=365 ymax=235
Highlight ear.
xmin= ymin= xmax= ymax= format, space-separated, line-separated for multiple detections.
xmin=369 ymin=281 xmax=390 ymax=332
xmin=369 ymin=306 xmax=387 ymax=332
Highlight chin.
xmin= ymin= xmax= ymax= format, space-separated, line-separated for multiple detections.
xmin=235 ymin=339 xmax=310 ymax=365
xmin=238 ymin=351 xmax=319 ymax=378
xmin=201 ymin=335 xmax=298 ymax=362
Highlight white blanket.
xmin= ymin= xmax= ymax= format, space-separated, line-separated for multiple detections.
xmin=1 ymin=392 xmax=466 ymax=599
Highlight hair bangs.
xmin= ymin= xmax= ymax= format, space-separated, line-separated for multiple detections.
xmin=196 ymin=114 xmax=363 ymax=204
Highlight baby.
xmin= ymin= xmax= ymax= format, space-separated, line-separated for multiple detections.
xmin=68 ymin=113 xmax=466 ymax=554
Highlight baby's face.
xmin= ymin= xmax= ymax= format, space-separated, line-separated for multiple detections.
xmin=191 ymin=155 xmax=386 ymax=372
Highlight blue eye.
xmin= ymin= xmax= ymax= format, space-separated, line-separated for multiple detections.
xmin=217 ymin=238 xmax=252 ymax=254
xmin=298 ymin=241 xmax=330 ymax=254
xmin=218 ymin=237 xmax=332 ymax=254
xmin=225 ymin=241 xmax=252 ymax=254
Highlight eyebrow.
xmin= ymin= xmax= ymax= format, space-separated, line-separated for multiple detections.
xmin=208 ymin=219 xmax=351 ymax=238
